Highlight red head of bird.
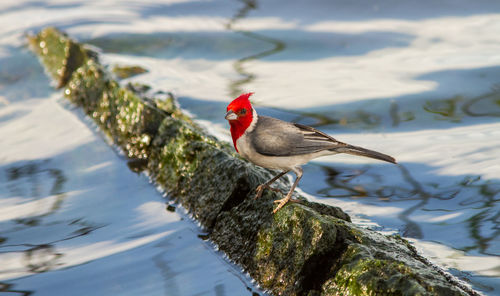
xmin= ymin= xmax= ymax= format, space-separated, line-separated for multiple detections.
xmin=225 ymin=92 xmax=255 ymax=151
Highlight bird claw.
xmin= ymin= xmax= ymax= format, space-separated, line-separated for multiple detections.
xmin=254 ymin=184 xmax=265 ymax=199
xmin=256 ymin=183 xmax=300 ymax=213
xmin=272 ymin=197 xmax=300 ymax=213
xmin=255 ymin=184 xmax=285 ymax=199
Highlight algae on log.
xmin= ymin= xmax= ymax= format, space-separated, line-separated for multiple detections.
xmin=112 ymin=65 xmax=148 ymax=80
xmin=28 ymin=27 xmax=477 ymax=296
xmin=28 ymin=27 xmax=89 ymax=88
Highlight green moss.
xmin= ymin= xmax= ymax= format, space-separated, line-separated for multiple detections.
xmin=112 ymin=65 xmax=148 ymax=79
xmin=255 ymin=228 xmax=273 ymax=260
xmin=320 ymin=234 xmax=468 ymax=296
xmin=155 ymin=94 xmax=177 ymax=114
xmin=328 ymin=254 xmax=423 ymax=296
xmin=252 ymin=204 xmax=341 ymax=295
xmin=28 ymin=27 xmax=88 ymax=88
xmin=64 ymin=60 xmax=107 ymax=113
xmin=64 ymin=60 xmax=165 ymax=159
xmin=153 ymin=117 xmax=199 ymax=187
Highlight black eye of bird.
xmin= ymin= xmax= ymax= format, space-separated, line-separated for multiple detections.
xmin=239 ymin=108 xmax=247 ymax=115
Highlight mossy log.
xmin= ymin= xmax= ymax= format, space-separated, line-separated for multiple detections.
xmin=28 ymin=27 xmax=477 ymax=296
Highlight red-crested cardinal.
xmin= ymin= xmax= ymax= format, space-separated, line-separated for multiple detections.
xmin=225 ymin=93 xmax=396 ymax=213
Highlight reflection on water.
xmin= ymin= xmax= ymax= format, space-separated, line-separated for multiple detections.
xmin=226 ymin=0 xmax=286 ymax=97
xmin=0 ymin=160 xmax=104 ymax=278
xmin=287 ymin=88 xmax=500 ymax=131
xmin=315 ymin=162 xmax=500 ymax=257
xmin=23 ymin=244 xmax=62 ymax=273
xmin=463 ymin=88 xmax=500 ymax=117
xmin=0 ymin=282 xmax=32 ymax=296
xmin=228 ymin=30 xmax=285 ymax=98
xmin=5 ymin=160 xmax=66 ymax=226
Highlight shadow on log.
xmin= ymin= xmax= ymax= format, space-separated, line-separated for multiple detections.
xmin=28 ymin=27 xmax=478 ymax=296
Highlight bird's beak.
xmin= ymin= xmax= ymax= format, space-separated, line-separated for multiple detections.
xmin=225 ymin=110 xmax=238 ymax=121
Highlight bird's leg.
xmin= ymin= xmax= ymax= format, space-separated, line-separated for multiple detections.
xmin=255 ymin=170 xmax=289 ymax=199
xmin=273 ymin=167 xmax=303 ymax=213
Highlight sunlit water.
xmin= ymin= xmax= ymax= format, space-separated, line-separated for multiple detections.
xmin=1 ymin=1 xmax=500 ymax=295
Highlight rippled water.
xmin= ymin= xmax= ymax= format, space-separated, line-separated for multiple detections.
xmin=1 ymin=0 xmax=500 ymax=295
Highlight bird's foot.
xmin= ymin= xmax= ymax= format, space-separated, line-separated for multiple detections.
xmin=255 ymin=184 xmax=266 ymax=199
xmin=272 ymin=196 xmax=300 ymax=214
xmin=255 ymin=184 xmax=285 ymax=199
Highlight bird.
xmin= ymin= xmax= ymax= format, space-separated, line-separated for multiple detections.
xmin=225 ymin=93 xmax=396 ymax=213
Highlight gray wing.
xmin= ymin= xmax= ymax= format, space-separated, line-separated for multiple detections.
xmin=249 ymin=116 xmax=347 ymax=156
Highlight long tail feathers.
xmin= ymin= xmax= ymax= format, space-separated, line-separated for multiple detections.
xmin=334 ymin=145 xmax=396 ymax=164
